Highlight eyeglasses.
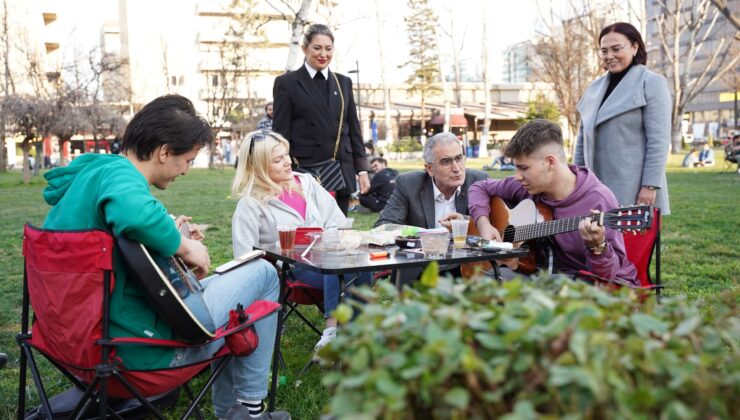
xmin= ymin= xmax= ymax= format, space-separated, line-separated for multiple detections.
xmin=427 ymin=154 xmax=465 ymax=167
xmin=247 ymin=130 xmax=272 ymax=159
xmin=599 ymin=44 xmax=628 ymax=58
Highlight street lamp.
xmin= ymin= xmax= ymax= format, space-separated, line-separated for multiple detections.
xmin=347 ymin=60 xmax=361 ymax=125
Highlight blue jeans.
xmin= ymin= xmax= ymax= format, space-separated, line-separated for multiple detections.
xmin=171 ymin=258 xmax=279 ymax=417
xmin=292 ymin=267 xmax=372 ymax=318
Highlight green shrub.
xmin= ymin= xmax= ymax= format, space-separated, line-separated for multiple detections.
xmin=321 ymin=271 xmax=739 ymax=419
xmin=389 ymin=137 xmax=423 ymax=153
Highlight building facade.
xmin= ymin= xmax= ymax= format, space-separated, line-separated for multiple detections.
xmin=645 ymin=0 xmax=739 ymax=139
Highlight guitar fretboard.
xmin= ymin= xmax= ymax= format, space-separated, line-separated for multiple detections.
xmin=508 ymin=214 xmax=599 ymax=243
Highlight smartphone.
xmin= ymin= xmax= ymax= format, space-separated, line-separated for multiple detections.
xmin=179 ymin=221 xmax=191 ymax=239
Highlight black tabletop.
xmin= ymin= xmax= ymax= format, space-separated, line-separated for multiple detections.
xmin=255 ymin=243 xmax=530 ymax=274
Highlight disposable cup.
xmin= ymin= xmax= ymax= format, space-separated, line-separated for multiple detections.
xmin=277 ymin=225 xmax=297 ymax=252
xmin=420 ymin=229 xmax=449 ymax=259
xmin=450 ymin=219 xmax=469 ymax=248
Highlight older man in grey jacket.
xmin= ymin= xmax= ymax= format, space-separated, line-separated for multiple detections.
xmin=375 ymin=132 xmax=488 ymax=283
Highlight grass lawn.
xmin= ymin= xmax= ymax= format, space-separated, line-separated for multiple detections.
xmin=0 ymin=155 xmax=738 ymax=418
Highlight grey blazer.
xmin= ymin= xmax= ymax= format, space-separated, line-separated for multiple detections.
xmin=575 ymin=65 xmax=671 ymax=214
xmin=374 ymin=169 xmax=489 ymax=228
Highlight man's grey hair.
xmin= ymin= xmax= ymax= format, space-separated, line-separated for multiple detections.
xmin=424 ymin=132 xmax=461 ymax=163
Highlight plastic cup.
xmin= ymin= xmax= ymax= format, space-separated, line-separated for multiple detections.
xmin=450 ymin=219 xmax=469 ymax=248
xmin=340 ymin=217 xmax=354 ymax=230
xmin=277 ymin=225 xmax=296 ymax=252
xmin=420 ymin=229 xmax=449 ymax=259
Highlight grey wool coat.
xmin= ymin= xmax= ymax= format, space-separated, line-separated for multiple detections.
xmin=575 ymin=64 xmax=671 ymax=215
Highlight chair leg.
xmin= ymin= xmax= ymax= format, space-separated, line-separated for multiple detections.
xmin=183 ymin=383 xmax=205 ymax=420
xmin=269 ymin=266 xmax=289 ymax=412
xmin=110 ymin=371 xmax=167 ymax=420
xmin=182 ymin=356 xmax=232 ymax=420
xmin=289 ymin=305 xmax=324 ymax=336
xmin=296 ymin=358 xmax=317 ymax=378
xmin=22 ymin=345 xmax=54 ymax=420
xmin=17 ymin=343 xmax=27 ymax=420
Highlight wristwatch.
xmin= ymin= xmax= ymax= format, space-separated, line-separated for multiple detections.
xmin=642 ymin=185 xmax=659 ymax=190
xmin=587 ymin=241 xmax=608 ymax=255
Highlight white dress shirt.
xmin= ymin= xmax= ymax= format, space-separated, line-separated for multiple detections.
xmin=304 ymin=62 xmax=329 ymax=80
xmin=432 ymin=181 xmax=459 ymax=228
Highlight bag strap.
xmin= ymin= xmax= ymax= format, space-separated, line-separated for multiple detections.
xmin=331 ymin=71 xmax=344 ymax=161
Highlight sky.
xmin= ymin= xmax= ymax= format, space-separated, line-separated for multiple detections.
xmin=331 ymin=0 xmax=540 ymax=83
xmin=49 ymin=0 xmax=541 ymax=85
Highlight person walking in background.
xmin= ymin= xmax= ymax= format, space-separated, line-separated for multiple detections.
xmin=272 ymin=24 xmax=370 ymax=215
xmin=575 ymin=22 xmax=671 ymax=214
xmin=357 ymin=157 xmax=398 ymax=213
xmin=258 ymin=102 xmax=273 ymax=131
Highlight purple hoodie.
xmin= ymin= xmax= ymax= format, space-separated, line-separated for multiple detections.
xmin=468 ymin=165 xmax=637 ymax=284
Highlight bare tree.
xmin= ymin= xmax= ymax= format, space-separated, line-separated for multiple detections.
xmin=374 ymin=0 xmax=394 ymax=144
xmin=439 ymin=6 xmax=465 ymax=108
xmin=3 ymin=96 xmax=56 ymax=183
xmin=77 ymin=47 xmax=127 ymax=153
xmin=50 ymin=105 xmax=88 ymax=166
xmin=201 ymin=0 xmax=269 ymax=167
xmin=531 ymin=2 xmax=606 ymax=155
xmin=265 ymin=0 xmax=314 ymax=72
xmin=709 ymin=0 xmax=740 ymax=31
xmin=480 ymin=14 xmax=491 ymax=159
xmin=0 ymin=0 xmax=14 ymax=172
xmin=653 ymin=0 xmax=740 ymax=152
xmin=401 ymin=0 xmax=441 ymax=141
xmin=160 ymin=37 xmax=171 ymax=93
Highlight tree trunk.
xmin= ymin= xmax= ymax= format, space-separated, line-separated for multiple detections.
xmin=479 ymin=18 xmax=490 ymax=159
xmin=60 ymin=140 xmax=68 ymax=166
xmin=22 ymin=139 xmax=30 ymax=184
xmin=285 ymin=0 xmax=313 ymax=73
xmin=420 ymin=97 xmax=426 ymax=145
xmin=373 ymin=0 xmax=394 ymax=145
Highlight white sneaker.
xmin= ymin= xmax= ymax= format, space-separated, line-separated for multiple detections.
xmin=313 ymin=327 xmax=337 ymax=352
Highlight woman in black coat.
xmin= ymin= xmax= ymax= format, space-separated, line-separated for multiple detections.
xmin=272 ymin=24 xmax=370 ymax=215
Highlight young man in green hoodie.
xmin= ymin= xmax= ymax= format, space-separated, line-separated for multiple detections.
xmin=42 ymin=95 xmax=289 ymax=419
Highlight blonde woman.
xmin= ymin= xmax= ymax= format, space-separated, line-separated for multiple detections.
xmin=231 ymin=130 xmax=371 ymax=352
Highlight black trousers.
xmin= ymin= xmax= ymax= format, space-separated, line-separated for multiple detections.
xmin=335 ymin=193 xmax=350 ymax=216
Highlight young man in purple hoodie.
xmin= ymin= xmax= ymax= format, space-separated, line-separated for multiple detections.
xmin=468 ymin=119 xmax=637 ymax=284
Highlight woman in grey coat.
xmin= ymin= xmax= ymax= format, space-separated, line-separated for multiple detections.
xmin=575 ymin=22 xmax=671 ymax=214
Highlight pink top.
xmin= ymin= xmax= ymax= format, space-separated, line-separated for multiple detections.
xmin=278 ymin=176 xmax=306 ymax=220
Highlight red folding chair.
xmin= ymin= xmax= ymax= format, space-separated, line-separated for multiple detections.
xmin=576 ymin=207 xmax=663 ymax=299
xmin=17 ymin=224 xmax=280 ymax=419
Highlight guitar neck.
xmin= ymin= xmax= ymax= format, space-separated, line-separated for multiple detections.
xmin=509 ymin=214 xmax=595 ymax=243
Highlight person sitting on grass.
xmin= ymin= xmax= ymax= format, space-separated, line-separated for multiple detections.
xmin=231 ymin=130 xmax=372 ymax=354
xmin=356 ymin=157 xmax=398 ymax=213
xmin=697 ymin=142 xmax=715 ymax=167
xmin=468 ymin=119 xmax=637 ymax=284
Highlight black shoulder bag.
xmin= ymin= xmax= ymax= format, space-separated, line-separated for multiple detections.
xmin=297 ymin=72 xmax=347 ymax=192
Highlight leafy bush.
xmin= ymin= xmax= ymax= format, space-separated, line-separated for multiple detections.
xmin=322 ymin=269 xmax=739 ymax=419
xmin=388 ymin=137 xmax=423 ymax=153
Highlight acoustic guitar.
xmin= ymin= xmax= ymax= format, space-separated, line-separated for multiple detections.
xmin=462 ymin=196 xmax=652 ymax=278
xmin=117 ymin=236 xmax=265 ymax=343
